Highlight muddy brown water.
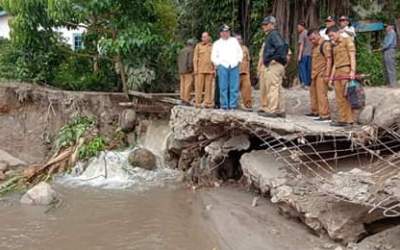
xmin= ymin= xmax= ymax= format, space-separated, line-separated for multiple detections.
xmin=0 ymin=186 xmax=220 ymax=250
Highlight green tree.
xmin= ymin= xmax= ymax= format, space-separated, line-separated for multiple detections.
xmin=1 ymin=0 xmax=65 ymax=83
xmin=48 ymin=0 xmax=179 ymax=93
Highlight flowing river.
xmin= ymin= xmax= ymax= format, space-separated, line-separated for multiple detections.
xmin=0 ymin=185 xmax=220 ymax=250
xmin=0 ymin=120 xmax=220 ymax=250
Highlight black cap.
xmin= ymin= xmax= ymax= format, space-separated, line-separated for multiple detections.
xmin=325 ymin=16 xmax=335 ymax=22
xmin=261 ymin=16 xmax=277 ymax=25
xmin=220 ymin=24 xmax=231 ymax=32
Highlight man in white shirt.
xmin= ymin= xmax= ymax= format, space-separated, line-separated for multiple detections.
xmin=320 ymin=16 xmax=336 ymax=40
xmin=338 ymin=16 xmax=356 ymax=40
xmin=211 ymin=24 xmax=243 ymax=110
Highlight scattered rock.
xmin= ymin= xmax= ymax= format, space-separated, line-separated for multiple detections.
xmin=0 ymin=150 xmax=27 ymax=169
xmin=206 ymin=204 xmax=213 ymax=211
xmin=359 ymin=105 xmax=374 ymax=124
xmin=20 ymin=182 xmax=58 ymax=206
xmin=252 ymin=196 xmax=260 ymax=207
xmin=0 ymin=171 xmax=5 ymax=181
xmin=119 ymin=109 xmax=137 ymax=132
xmin=126 ymin=132 xmax=137 ymax=146
xmin=0 ymin=163 xmax=8 ymax=173
xmin=128 ymin=148 xmax=157 ymax=170
xmin=322 ymin=243 xmax=335 ymax=249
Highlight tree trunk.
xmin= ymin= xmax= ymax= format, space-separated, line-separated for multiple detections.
xmin=116 ymin=55 xmax=128 ymax=94
xmin=239 ymin=0 xmax=251 ymax=45
xmin=326 ymin=0 xmax=350 ymax=16
xmin=272 ymin=0 xmax=290 ymax=41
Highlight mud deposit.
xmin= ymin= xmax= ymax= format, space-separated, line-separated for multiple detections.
xmin=0 ymin=186 xmax=220 ymax=250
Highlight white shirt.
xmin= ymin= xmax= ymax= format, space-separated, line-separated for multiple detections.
xmin=320 ymin=28 xmax=330 ymax=41
xmin=211 ymin=37 xmax=243 ymax=68
xmin=340 ymin=26 xmax=356 ymax=40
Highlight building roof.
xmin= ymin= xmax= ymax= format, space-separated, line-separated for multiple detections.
xmin=0 ymin=11 xmax=8 ymax=17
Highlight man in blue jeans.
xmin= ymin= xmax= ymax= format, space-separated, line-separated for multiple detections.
xmin=297 ymin=21 xmax=312 ymax=88
xmin=211 ymin=24 xmax=243 ymax=110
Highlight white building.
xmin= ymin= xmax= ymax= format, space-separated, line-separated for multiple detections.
xmin=0 ymin=11 xmax=11 ymax=39
xmin=0 ymin=11 xmax=85 ymax=51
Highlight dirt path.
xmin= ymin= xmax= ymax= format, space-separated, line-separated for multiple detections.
xmin=200 ymin=187 xmax=341 ymax=250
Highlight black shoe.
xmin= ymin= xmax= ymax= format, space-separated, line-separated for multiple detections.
xmin=258 ymin=112 xmax=279 ymax=118
xmin=181 ymin=101 xmax=191 ymax=106
xmin=314 ymin=117 xmax=331 ymax=122
xmin=330 ymin=121 xmax=353 ymax=127
xmin=305 ymin=113 xmax=319 ymax=117
xmin=277 ymin=112 xmax=286 ymax=118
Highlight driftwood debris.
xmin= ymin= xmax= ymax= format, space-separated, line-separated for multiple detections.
xmin=119 ymin=90 xmax=180 ymax=113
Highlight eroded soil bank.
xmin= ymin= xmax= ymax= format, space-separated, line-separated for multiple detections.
xmin=0 ymin=82 xmax=128 ymax=164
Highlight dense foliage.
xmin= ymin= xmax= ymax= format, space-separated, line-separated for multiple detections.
xmin=0 ymin=0 xmax=398 ymax=89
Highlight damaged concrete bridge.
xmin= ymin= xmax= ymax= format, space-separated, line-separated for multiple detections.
xmin=166 ymin=88 xmax=400 ymax=245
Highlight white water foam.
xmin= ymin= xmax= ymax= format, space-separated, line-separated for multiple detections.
xmin=57 ymin=150 xmax=181 ymax=190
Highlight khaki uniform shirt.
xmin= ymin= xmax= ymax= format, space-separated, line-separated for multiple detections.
xmin=240 ymin=45 xmax=250 ymax=74
xmin=333 ymin=37 xmax=356 ymax=69
xmin=193 ymin=42 xmax=214 ymax=74
xmin=311 ymin=39 xmax=332 ymax=79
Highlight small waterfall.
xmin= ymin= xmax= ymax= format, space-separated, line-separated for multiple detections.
xmin=57 ymin=120 xmax=181 ymax=190
xmin=138 ymin=119 xmax=171 ymax=159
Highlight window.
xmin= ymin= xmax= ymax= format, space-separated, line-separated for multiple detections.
xmin=73 ymin=33 xmax=83 ymax=51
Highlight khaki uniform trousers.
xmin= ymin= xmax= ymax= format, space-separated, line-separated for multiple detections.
xmin=260 ymin=61 xmax=285 ymax=113
xmin=180 ymin=73 xmax=193 ymax=103
xmin=310 ymin=73 xmax=330 ymax=118
xmin=195 ymin=73 xmax=214 ymax=107
xmin=334 ymin=67 xmax=353 ymax=123
xmin=240 ymin=73 xmax=252 ymax=108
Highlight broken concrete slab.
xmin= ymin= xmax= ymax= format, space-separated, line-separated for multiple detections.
xmin=240 ymin=150 xmax=288 ymax=194
xmin=239 ymin=150 xmax=386 ymax=243
xmin=347 ymin=225 xmax=400 ymax=250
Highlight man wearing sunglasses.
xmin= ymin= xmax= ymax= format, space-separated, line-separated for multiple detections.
xmin=338 ymin=16 xmax=356 ymax=40
xmin=320 ymin=16 xmax=336 ymax=41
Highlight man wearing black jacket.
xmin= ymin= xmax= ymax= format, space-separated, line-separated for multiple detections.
xmin=258 ymin=16 xmax=288 ymax=118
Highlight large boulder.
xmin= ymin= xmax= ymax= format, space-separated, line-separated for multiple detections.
xmin=119 ymin=109 xmax=137 ymax=132
xmin=128 ymin=148 xmax=157 ymax=170
xmin=359 ymin=105 xmax=374 ymax=125
xmin=20 ymin=182 xmax=58 ymax=206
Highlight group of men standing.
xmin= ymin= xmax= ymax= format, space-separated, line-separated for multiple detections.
xmin=178 ymin=25 xmax=252 ymax=111
xmin=298 ymin=16 xmax=397 ymax=126
xmin=178 ymin=15 xmax=398 ymax=127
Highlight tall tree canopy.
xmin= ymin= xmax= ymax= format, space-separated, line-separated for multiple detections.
xmin=0 ymin=0 xmax=398 ymax=90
